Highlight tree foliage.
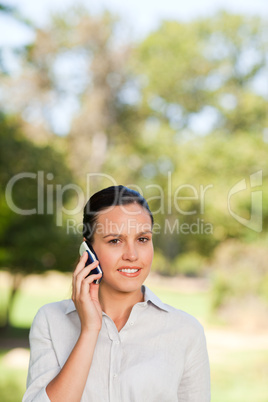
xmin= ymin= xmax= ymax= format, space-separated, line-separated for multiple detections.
xmin=1 ymin=6 xmax=131 ymax=179
xmin=101 ymin=12 xmax=268 ymax=273
xmin=0 ymin=113 xmax=77 ymax=275
xmin=133 ymin=12 xmax=268 ymax=135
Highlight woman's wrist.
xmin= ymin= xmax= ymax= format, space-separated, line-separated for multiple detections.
xmin=80 ymin=326 xmax=101 ymax=340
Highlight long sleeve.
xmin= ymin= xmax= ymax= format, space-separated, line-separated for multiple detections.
xmin=177 ymin=324 xmax=211 ymax=401
xmin=22 ymin=307 xmax=61 ymax=402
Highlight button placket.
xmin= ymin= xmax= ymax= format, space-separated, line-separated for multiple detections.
xmin=102 ymin=315 xmax=122 ymax=400
xmin=109 ymin=336 xmax=122 ymax=401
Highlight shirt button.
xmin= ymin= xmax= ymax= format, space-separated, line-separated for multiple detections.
xmin=113 ymin=373 xmax=118 ymax=378
xmin=115 ymin=340 xmax=120 ymax=345
xmin=129 ymin=321 xmax=134 ymax=326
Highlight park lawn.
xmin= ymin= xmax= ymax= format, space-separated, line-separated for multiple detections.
xmin=0 ymin=275 xmax=72 ymax=328
xmin=210 ymin=349 xmax=268 ymax=402
xmin=0 ymin=350 xmax=28 ymax=402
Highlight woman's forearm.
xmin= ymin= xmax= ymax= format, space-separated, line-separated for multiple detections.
xmin=46 ymin=329 xmax=99 ymax=402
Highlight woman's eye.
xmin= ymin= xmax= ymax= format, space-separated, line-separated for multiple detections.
xmin=138 ymin=237 xmax=150 ymax=243
xmin=108 ymin=239 xmax=120 ymax=244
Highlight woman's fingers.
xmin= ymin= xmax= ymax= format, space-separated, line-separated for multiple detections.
xmin=72 ymin=252 xmax=88 ymax=298
xmin=89 ymin=278 xmax=102 ymax=300
xmin=79 ymin=273 xmax=102 ymax=299
xmin=73 ymin=252 xmax=89 ymax=275
xmin=72 ymin=253 xmax=100 ymax=300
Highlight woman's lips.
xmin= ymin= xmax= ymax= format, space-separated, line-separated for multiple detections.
xmin=117 ymin=267 xmax=141 ymax=277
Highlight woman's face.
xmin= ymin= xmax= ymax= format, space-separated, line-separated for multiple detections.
xmin=91 ymin=203 xmax=154 ymax=294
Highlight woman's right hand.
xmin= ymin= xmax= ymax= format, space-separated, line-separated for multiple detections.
xmin=72 ymin=252 xmax=103 ymax=333
xmin=45 ymin=253 xmax=103 ymax=401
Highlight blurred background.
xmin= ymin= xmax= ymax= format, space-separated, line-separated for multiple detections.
xmin=0 ymin=0 xmax=268 ymax=401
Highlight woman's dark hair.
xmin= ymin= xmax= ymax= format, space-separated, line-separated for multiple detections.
xmin=83 ymin=185 xmax=153 ymax=242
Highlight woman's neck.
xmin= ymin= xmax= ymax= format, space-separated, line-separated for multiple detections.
xmin=98 ymin=285 xmax=144 ymax=331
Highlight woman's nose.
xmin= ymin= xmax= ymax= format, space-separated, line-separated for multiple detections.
xmin=122 ymin=243 xmax=138 ymax=261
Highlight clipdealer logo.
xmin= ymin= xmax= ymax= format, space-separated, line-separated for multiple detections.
xmin=4 ymin=171 xmax=85 ymax=226
xmin=227 ymin=170 xmax=263 ymax=233
xmin=4 ymin=170 xmax=263 ymax=233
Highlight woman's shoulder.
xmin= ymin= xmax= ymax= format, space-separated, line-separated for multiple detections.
xmin=160 ymin=302 xmax=207 ymax=344
xmin=165 ymin=303 xmax=204 ymax=331
xmin=144 ymin=286 xmax=205 ymax=333
xmin=32 ymin=299 xmax=74 ymax=325
xmin=38 ymin=299 xmax=72 ymax=313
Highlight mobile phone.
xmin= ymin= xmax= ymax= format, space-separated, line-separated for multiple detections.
xmin=79 ymin=241 xmax=102 ymax=284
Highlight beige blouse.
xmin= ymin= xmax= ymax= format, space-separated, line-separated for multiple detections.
xmin=23 ymin=286 xmax=210 ymax=402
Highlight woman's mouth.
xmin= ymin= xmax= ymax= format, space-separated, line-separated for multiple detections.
xmin=117 ymin=267 xmax=141 ymax=277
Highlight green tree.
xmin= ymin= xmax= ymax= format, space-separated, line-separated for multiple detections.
xmin=0 ymin=113 xmax=77 ymax=326
xmin=133 ymin=12 xmax=268 ymax=135
xmin=1 ymin=6 xmax=131 ymax=180
xmin=103 ymin=123 xmax=268 ymax=274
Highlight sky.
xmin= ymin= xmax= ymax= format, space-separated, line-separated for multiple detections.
xmin=1 ymin=0 xmax=267 ymax=46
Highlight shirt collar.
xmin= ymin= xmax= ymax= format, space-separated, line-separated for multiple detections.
xmin=65 ymin=299 xmax=76 ymax=314
xmin=142 ymin=285 xmax=170 ymax=312
xmin=65 ymin=285 xmax=171 ymax=315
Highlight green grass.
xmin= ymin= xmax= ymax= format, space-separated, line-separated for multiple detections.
xmin=0 ymin=282 xmax=71 ymax=328
xmin=0 ymin=350 xmax=28 ymax=402
xmin=211 ymin=349 xmax=268 ymax=402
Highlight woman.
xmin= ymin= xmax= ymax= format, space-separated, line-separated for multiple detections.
xmin=23 ymin=185 xmax=210 ymax=402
